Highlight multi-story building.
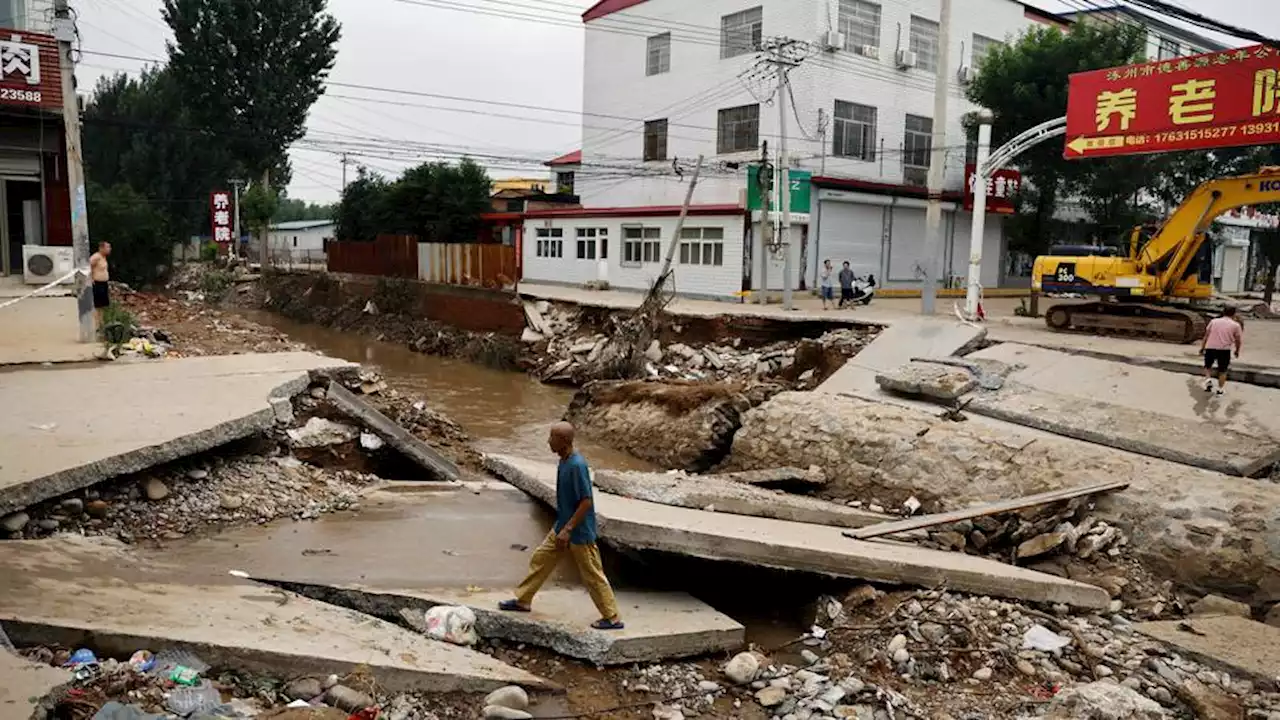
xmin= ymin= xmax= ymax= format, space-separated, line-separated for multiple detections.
xmin=522 ymin=0 xmax=1069 ymax=299
xmin=0 ymin=0 xmax=73 ymax=277
xmin=1057 ymin=5 xmax=1225 ymax=63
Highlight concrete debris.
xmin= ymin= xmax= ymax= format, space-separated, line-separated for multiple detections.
xmin=1017 ymin=531 xmax=1067 ymax=559
xmin=287 ymin=416 xmax=361 ymax=448
xmin=1136 ymin=615 xmax=1280 ymax=684
xmin=325 ymin=685 xmax=375 ymax=712
xmin=484 ymin=686 xmax=529 ymax=711
xmin=724 ymin=652 xmax=761 ymax=684
xmin=1043 ymin=681 xmax=1168 ymax=719
xmin=325 ymin=380 xmax=462 ymax=481
xmin=875 ymin=361 xmax=977 ymax=401
xmin=1191 ymin=594 xmax=1252 ymax=618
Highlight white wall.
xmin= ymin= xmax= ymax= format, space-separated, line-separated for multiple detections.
xmin=579 ymin=0 xmax=1043 ymax=209
xmin=523 ymin=214 xmax=747 ymax=299
xmin=268 ymin=226 xmax=332 ymax=261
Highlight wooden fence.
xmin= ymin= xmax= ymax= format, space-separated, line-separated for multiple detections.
xmin=326 ymin=235 xmax=419 ymax=278
xmin=418 ymin=242 xmax=519 ymax=289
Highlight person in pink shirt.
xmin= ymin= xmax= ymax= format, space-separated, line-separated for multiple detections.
xmin=1201 ymin=306 xmax=1243 ymax=396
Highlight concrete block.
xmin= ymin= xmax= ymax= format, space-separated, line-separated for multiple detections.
xmin=0 ymin=352 xmax=353 ymax=514
xmin=1136 ymin=615 xmax=1280 ymax=685
xmin=876 ymin=361 xmax=976 ymax=401
xmin=820 ymin=319 xmax=986 ymax=397
xmin=485 ymin=454 xmax=1111 ymax=610
xmin=325 ymin=382 xmax=460 ymax=482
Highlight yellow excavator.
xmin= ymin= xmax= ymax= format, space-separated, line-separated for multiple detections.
xmin=1032 ymin=167 xmax=1280 ymax=343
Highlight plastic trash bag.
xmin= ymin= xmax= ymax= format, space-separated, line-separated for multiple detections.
xmin=422 ymin=605 xmax=479 ymax=646
xmin=1021 ymin=623 xmax=1071 ymax=652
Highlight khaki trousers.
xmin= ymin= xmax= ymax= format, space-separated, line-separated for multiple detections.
xmin=515 ymin=531 xmax=620 ymax=620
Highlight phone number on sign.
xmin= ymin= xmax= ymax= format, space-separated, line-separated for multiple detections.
xmin=1153 ymin=122 xmax=1280 ymax=144
xmin=0 ymin=88 xmax=42 ymax=104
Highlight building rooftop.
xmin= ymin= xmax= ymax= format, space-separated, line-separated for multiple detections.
xmin=270 ymin=220 xmax=335 ymax=231
xmin=546 ymin=150 xmax=582 ymax=166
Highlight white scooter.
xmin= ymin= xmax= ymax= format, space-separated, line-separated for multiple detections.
xmin=845 ymin=274 xmax=877 ymax=306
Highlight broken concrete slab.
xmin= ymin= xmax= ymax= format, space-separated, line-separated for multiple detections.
xmin=1136 ymin=615 xmax=1280 ymax=685
xmin=325 ymin=381 xmax=461 ymax=482
xmin=0 ymin=352 xmax=352 ymax=514
xmin=143 ymin=485 xmax=742 ymax=665
xmin=965 ymin=382 xmax=1280 ymax=476
xmin=485 ymin=454 xmax=1111 ymax=610
xmin=709 ymin=466 xmax=827 ymax=491
xmin=0 ymin=537 xmax=550 ymax=694
xmin=875 ymin=361 xmax=977 ymax=401
xmin=0 ymin=650 xmax=70 ymax=718
xmin=819 ymin=319 xmax=986 ymax=397
xmin=972 ymin=342 xmax=1280 ymax=440
xmin=590 ymin=468 xmax=888 ymax=529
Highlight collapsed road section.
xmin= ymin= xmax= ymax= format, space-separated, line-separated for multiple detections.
xmin=484 ymin=454 xmax=1111 ymax=610
xmin=0 ymin=352 xmax=352 ymax=514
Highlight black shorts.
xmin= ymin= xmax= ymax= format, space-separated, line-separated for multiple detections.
xmin=840 ymin=287 xmax=854 ymax=302
xmin=1204 ymin=348 xmax=1231 ymax=372
xmin=92 ymin=281 xmax=109 ymax=309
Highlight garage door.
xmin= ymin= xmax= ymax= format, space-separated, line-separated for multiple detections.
xmin=888 ymin=206 xmax=930 ymax=282
xmin=0 ymin=151 xmax=39 ymax=177
xmin=817 ymin=200 xmax=884 ymax=279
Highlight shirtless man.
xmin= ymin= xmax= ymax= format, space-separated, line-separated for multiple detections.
xmin=88 ymin=242 xmax=112 ymax=328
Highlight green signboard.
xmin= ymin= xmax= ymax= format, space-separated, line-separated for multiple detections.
xmin=747 ymin=165 xmax=811 ymax=213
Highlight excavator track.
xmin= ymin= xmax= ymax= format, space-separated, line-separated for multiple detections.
xmin=1044 ymin=301 xmax=1208 ymax=344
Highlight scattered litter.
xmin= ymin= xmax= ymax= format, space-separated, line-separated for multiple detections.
xmin=64 ymin=648 xmax=98 ymax=667
xmin=128 ymin=650 xmax=156 ymax=673
xmin=285 ymin=700 xmax=311 ymax=708
xmin=166 ymin=680 xmax=221 ymax=715
xmin=810 ymin=625 xmax=828 ymax=640
xmin=228 ymin=570 xmax=249 ymax=578
xmin=509 ymin=543 xmax=529 ymax=552
xmin=91 ymin=701 xmax=166 ymax=720
xmin=407 ymin=605 xmax=479 ymax=646
xmin=1022 ymin=624 xmax=1072 ymax=652
xmin=902 ymin=496 xmax=922 ymax=515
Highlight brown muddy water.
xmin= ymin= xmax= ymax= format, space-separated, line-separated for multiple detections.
xmin=241 ymin=310 xmax=651 ymax=471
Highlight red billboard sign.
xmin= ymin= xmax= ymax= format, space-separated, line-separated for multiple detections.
xmin=0 ymin=31 xmax=62 ymax=112
xmin=964 ymin=164 xmax=1022 ymax=214
xmin=210 ymin=190 xmax=232 ymax=244
xmin=1065 ymin=44 xmax=1280 ymax=159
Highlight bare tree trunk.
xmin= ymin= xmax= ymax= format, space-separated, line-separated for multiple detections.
xmin=258 ymin=168 xmax=271 ymax=267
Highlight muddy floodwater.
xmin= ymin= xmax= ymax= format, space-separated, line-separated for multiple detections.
xmin=242 ymin=310 xmax=652 ymax=471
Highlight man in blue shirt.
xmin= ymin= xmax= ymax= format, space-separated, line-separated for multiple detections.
xmin=500 ymin=422 xmax=624 ymax=630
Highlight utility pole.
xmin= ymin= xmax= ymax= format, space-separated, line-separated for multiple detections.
xmin=340 ymin=153 xmax=350 ymax=190
xmin=53 ymin=0 xmax=92 ymax=342
xmin=965 ymin=117 xmax=993 ymax=320
xmin=765 ymin=38 xmax=801 ymax=312
xmin=229 ymin=178 xmax=245 ymax=257
xmin=755 ymin=141 xmax=771 ymax=305
xmin=921 ymin=0 xmax=952 ymax=316
xmin=657 ymin=155 xmax=704 ymax=284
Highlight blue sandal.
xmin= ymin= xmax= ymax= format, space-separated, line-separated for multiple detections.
xmin=592 ymin=618 xmax=625 ymax=630
xmin=498 ymin=599 xmax=530 ymax=612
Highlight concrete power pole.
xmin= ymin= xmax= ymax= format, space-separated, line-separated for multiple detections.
xmin=766 ymin=39 xmax=801 ymax=312
xmin=340 ymin=153 xmax=350 ymax=190
xmin=53 ymin=0 xmax=92 ymax=342
xmin=921 ymin=0 xmax=952 ymax=316
xmin=755 ymin=141 xmax=771 ymax=305
xmin=230 ymin=178 xmax=245 ymax=257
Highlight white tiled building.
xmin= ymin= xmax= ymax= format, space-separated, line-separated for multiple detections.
xmin=523 ymin=0 xmax=1071 ymax=299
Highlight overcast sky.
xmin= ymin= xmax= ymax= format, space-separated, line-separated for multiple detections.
xmin=73 ymin=0 xmax=1275 ymax=205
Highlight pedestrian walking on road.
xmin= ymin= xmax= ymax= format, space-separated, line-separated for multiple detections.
xmin=1201 ymin=306 xmax=1243 ymax=396
xmin=838 ymin=261 xmax=856 ymax=309
xmin=88 ymin=241 xmax=112 ymax=330
xmin=499 ymin=422 xmax=624 ymax=630
xmin=819 ymin=259 xmax=835 ymax=309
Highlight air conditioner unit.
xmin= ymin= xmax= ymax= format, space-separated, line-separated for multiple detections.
xmin=896 ymin=49 xmax=918 ymax=69
xmin=957 ymin=65 xmax=974 ymax=84
xmin=822 ymin=30 xmax=846 ymax=51
xmin=23 ymin=245 xmax=74 ymax=286
xmin=860 ymin=45 xmax=880 ymax=59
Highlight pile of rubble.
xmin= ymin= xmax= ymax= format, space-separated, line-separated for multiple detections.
xmin=119 ymin=291 xmax=306 ymax=357
xmin=621 ymin=585 xmax=1276 ymax=720
xmin=0 ymin=450 xmax=377 ymax=544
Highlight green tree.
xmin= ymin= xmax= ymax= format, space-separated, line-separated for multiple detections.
xmin=334 ymin=167 xmax=392 ymax=241
xmin=86 ymin=182 xmax=171 ymax=287
xmin=275 ymin=197 xmax=336 ymax=223
xmin=82 ymin=68 xmax=240 ymax=241
xmin=335 ymin=159 xmax=490 ymax=242
xmin=162 ymin=0 xmax=340 ymax=262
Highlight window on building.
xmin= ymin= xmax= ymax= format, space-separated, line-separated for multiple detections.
xmin=717 ymin=104 xmax=759 ymax=154
xmin=904 ymin=114 xmax=932 ymax=185
xmin=1158 ymin=36 xmax=1180 ymax=60
xmin=909 ymin=15 xmax=940 ymax=72
xmin=721 ymin=6 xmax=763 ymax=59
xmin=838 ymin=0 xmax=880 ymax=55
xmin=556 ymin=171 xmax=575 ymax=195
xmin=647 ymin=33 xmax=671 ymax=75
xmin=971 ymin=34 xmax=1001 ymax=72
xmin=576 ymin=227 xmax=608 ymax=260
xmin=622 ymin=226 xmax=661 ymax=266
xmin=644 ymin=119 xmax=669 ymax=161
xmin=833 ymin=101 xmax=876 ymax=161
xmin=292 ymin=237 xmax=298 ymax=247
xmin=0 ymin=0 xmax=26 ymax=29
xmin=535 ymin=228 xmax=564 ymax=258
xmin=678 ymin=227 xmax=725 ymax=266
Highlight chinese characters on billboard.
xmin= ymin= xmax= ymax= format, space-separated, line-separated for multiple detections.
xmin=964 ymin=165 xmax=1022 ymax=214
xmin=210 ymin=191 xmax=233 ymax=245
xmin=1066 ymin=44 xmax=1280 ymax=158
xmin=0 ymin=33 xmax=61 ymax=110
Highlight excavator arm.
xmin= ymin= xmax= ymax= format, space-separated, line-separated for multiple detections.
xmin=1139 ymin=167 xmax=1280 ymax=294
